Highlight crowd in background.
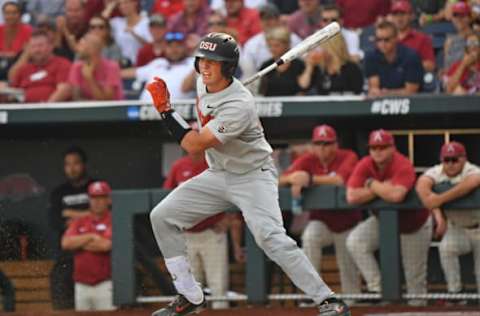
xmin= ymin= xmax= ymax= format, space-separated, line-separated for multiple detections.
xmin=0 ymin=0 xmax=479 ymax=103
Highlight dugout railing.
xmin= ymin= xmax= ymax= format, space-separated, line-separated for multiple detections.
xmin=111 ymin=184 xmax=480 ymax=306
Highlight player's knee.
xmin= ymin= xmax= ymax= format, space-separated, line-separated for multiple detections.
xmin=257 ymin=229 xmax=296 ymax=257
xmin=346 ymin=233 xmax=360 ymax=254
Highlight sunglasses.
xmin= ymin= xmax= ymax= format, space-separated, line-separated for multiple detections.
xmin=89 ymin=24 xmax=106 ymax=30
xmin=369 ymin=145 xmax=391 ymax=151
xmin=322 ymin=17 xmax=338 ymax=23
xmin=443 ymin=157 xmax=460 ymax=163
xmin=165 ymin=32 xmax=185 ymax=42
xmin=314 ymin=141 xmax=335 ymax=146
xmin=375 ymin=36 xmax=393 ymax=43
xmin=208 ymin=21 xmax=226 ymax=27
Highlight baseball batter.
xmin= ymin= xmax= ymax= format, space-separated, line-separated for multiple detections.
xmin=146 ymin=33 xmax=350 ymax=316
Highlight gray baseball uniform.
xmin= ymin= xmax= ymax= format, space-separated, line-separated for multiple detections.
xmin=150 ymin=77 xmax=333 ymax=304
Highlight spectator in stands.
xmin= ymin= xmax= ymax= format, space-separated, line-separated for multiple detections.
xmin=8 ymin=30 xmax=72 ymax=103
xmin=287 ymin=0 xmax=322 ymax=39
xmin=258 ymin=27 xmax=305 ymax=96
xmin=444 ymin=32 xmax=480 ymax=94
xmin=62 ymin=181 xmax=115 ymax=311
xmin=211 ymin=0 xmax=267 ymax=11
xmin=163 ymin=137 xmax=244 ymax=309
xmin=121 ymin=31 xmax=195 ymax=101
xmin=443 ymin=2 xmax=473 ymax=71
xmin=279 ymin=124 xmax=362 ymax=300
xmin=390 ymin=0 xmax=436 ymax=73
xmin=108 ymin=0 xmax=152 ymax=66
xmin=414 ymin=0 xmax=447 ymax=26
xmin=136 ymin=14 xmax=167 ymax=67
xmin=55 ymin=0 xmax=89 ymax=61
xmin=365 ymin=21 xmax=423 ymax=97
xmin=298 ymin=33 xmax=364 ymax=95
xmin=51 ymin=33 xmax=124 ymax=101
xmin=346 ymin=129 xmax=432 ymax=306
xmin=49 ymin=146 xmax=96 ymax=310
xmin=0 ymin=1 xmax=32 ymax=81
xmin=416 ymin=141 xmax=480 ymax=299
xmin=152 ymin=0 xmax=184 ymax=18
xmin=473 ymin=0 xmax=480 ymax=32
xmin=85 ymin=0 xmax=122 ymax=21
xmin=26 ymin=0 xmax=64 ymax=26
xmin=167 ymin=0 xmax=211 ymax=53
xmin=269 ymin=0 xmax=299 ymax=15
xmin=88 ymin=15 xmax=124 ymax=65
xmin=320 ymin=4 xmax=363 ymax=62
xmin=242 ymin=3 xmax=301 ymax=79
xmin=225 ymin=0 xmax=262 ymax=45
xmin=336 ymin=0 xmax=391 ymax=29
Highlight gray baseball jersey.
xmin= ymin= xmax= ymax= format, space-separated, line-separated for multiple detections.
xmin=195 ymin=77 xmax=273 ymax=174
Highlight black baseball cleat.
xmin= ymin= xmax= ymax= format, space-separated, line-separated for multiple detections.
xmin=317 ymin=296 xmax=351 ymax=316
xmin=152 ymin=294 xmax=206 ymax=316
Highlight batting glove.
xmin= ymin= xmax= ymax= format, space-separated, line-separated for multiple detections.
xmin=146 ymin=77 xmax=171 ymax=113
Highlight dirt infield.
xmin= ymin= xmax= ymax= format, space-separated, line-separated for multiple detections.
xmin=6 ymin=305 xmax=480 ymax=316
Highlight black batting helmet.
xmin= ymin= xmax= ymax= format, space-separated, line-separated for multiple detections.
xmin=194 ymin=32 xmax=239 ymax=79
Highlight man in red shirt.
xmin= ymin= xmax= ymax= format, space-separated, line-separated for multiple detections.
xmin=346 ymin=129 xmax=432 ymax=306
xmin=163 ymin=146 xmax=244 ymax=309
xmin=287 ymin=0 xmax=322 ymax=39
xmin=225 ymin=0 xmax=262 ymax=45
xmin=336 ymin=0 xmax=391 ymax=29
xmin=279 ymin=125 xmax=362 ymax=299
xmin=136 ymin=14 xmax=167 ymax=67
xmin=51 ymin=33 xmax=124 ymax=101
xmin=390 ymin=0 xmax=435 ymax=72
xmin=9 ymin=30 xmax=72 ymax=103
xmin=61 ymin=181 xmax=115 ymax=311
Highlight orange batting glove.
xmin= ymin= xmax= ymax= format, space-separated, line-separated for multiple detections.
xmin=146 ymin=77 xmax=171 ymax=113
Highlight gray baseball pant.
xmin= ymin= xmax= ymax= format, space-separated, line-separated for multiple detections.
xmin=150 ymin=166 xmax=333 ymax=303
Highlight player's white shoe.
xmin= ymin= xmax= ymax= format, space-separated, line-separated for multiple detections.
xmin=317 ymin=296 xmax=351 ymax=316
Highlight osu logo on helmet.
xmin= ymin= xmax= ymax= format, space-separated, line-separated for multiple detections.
xmin=199 ymin=41 xmax=217 ymax=51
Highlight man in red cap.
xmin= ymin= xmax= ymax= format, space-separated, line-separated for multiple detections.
xmin=346 ymin=129 xmax=432 ymax=305
xmin=390 ymin=0 xmax=435 ymax=72
xmin=279 ymin=125 xmax=362 ymax=300
xmin=416 ymin=141 xmax=480 ymax=300
xmin=61 ymin=180 xmax=115 ymax=311
xmin=443 ymin=2 xmax=474 ymax=71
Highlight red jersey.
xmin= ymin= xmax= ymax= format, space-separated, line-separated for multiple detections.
xmin=64 ymin=211 xmax=112 ymax=285
xmin=336 ymin=0 xmax=391 ymax=29
xmin=399 ymin=30 xmax=435 ymax=64
xmin=136 ymin=43 xmax=164 ymax=67
xmin=347 ymin=151 xmax=430 ymax=233
xmin=0 ymin=23 xmax=32 ymax=55
xmin=163 ymin=155 xmax=225 ymax=232
xmin=11 ymin=56 xmax=72 ymax=102
xmin=284 ymin=149 xmax=362 ymax=232
xmin=226 ymin=7 xmax=262 ymax=45
xmin=153 ymin=0 xmax=184 ymax=17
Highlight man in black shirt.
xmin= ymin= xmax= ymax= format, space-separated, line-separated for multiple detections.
xmin=49 ymin=146 xmax=95 ymax=309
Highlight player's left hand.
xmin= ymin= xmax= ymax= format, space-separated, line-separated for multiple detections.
xmin=146 ymin=77 xmax=171 ymax=113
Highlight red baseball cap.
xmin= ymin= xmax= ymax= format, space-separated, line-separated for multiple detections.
xmin=440 ymin=141 xmax=466 ymax=159
xmin=452 ymin=2 xmax=471 ymax=16
xmin=88 ymin=181 xmax=112 ymax=197
xmin=312 ymin=124 xmax=337 ymax=142
xmin=391 ymin=0 xmax=412 ymax=13
xmin=368 ymin=129 xmax=395 ymax=146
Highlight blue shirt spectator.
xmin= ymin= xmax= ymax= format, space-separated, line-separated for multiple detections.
xmin=365 ymin=21 xmax=424 ymax=97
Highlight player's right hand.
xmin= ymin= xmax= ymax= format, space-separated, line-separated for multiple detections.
xmin=146 ymin=77 xmax=171 ymax=113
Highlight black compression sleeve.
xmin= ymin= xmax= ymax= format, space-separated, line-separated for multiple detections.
xmin=161 ymin=110 xmax=192 ymax=143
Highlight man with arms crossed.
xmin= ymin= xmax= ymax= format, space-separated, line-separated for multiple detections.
xmin=416 ymin=142 xmax=480 ymax=298
xmin=146 ymin=32 xmax=350 ymax=316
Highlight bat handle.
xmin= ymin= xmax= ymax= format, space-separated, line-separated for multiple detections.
xmin=242 ymin=61 xmax=280 ymax=86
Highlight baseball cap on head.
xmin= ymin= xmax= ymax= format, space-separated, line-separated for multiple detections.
xmin=149 ymin=14 xmax=166 ymax=27
xmin=368 ymin=129 xmax=395 ymax=146
xmin=452 ymin=2 xmax=471 ymax=16
xmin=440 ymin=141 xmax=466 ymax=159
xmin=88 ymin=181 xmax=112 ymax=197
xmin=312 ymin=124 xmax=337 ymax=142
xmin=391 ymin=0 xmax=412 ymax=13
xmin=259 ymin=3 xmax=280 ymax=19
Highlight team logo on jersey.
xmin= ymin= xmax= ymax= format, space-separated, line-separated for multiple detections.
xmin=199 ymin=41 xmax=217 ymax=51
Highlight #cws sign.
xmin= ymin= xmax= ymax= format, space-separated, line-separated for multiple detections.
xmin=371 ymin=98 xmax=410 ymax=115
